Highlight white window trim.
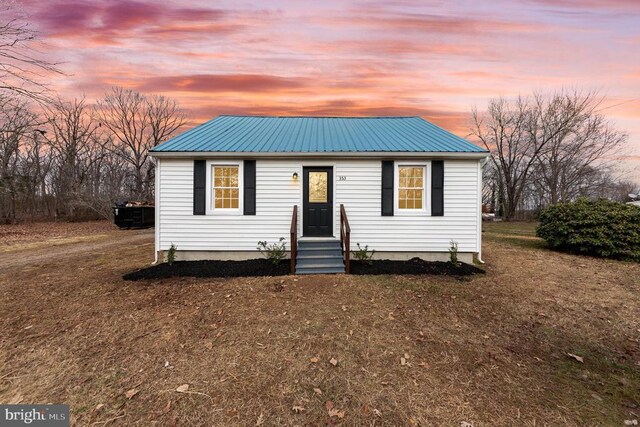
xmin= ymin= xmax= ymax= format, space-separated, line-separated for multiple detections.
xmin=394 ymin=161 xmax=431 ymax=216
xmin=206 ymin=160 xmax=243 ymax=216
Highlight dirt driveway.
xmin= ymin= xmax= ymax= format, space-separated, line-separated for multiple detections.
xmin=0 ymin=228 xmax=153 ymax=270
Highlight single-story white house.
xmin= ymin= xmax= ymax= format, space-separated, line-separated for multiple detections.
xmin=149 ymin=115 xmax=489 ymax=274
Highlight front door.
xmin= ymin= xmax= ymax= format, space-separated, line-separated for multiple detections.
xmin=303 ymin=166 xmax=333 ymax=237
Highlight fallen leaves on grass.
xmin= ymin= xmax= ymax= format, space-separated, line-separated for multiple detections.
xmin=173 ymin=385 xmax=212 ymax=401
xmin=328 ymin=408 xmax=345 ymax=418
xmin=313 ymin=387 xmax=322 ymax=395
xmin=292 ymin=405 xmax=305 ymax=414
xmin=325 ymin=400 xmax=345 ymax=418
xmin=401 ymin=353 xmax=411 ymax=366
xmin=310 ymin=357 xmax=319 ymax=363
xmin=125 ymin=388 xmax=139 ymax=399
xmin=329 ymin=357 xmax=338 ymax=366
xmin=567 ymin=353 xmax=584 ymax=363
xmin=255 ymin=413 xmax=265 ymax=426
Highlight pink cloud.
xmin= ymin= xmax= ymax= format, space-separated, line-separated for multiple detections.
xmin=319 ymin=9 xmax=551 ymax=36
xmin=528 ymin=0 xmax=640 ymax=10
xmin=31 ymin=0 xmax=236 ymax=43
xmin=137 ymin=74 xmax=306 ymax=93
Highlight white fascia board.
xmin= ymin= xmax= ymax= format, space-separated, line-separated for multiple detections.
xmin=149 ymin=151 xmax=490 ymax=160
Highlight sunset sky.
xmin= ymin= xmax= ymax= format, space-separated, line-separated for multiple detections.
xmin=18 ymin=0 xmax=640 ymax=182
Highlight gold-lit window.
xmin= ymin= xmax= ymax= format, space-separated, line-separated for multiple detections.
xmin=398 ymin=166 xmax=424 ymax=210
xmin=308 ymin=171 xmax=328 ymax=203
xmin=213 ymin=166 xmax=239 ymax=209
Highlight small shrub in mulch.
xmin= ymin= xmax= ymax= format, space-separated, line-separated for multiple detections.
xmin=350 ymin=258 xmax=484 ymax=276
xmin=123 ymin=259 xmax=289 ymax=281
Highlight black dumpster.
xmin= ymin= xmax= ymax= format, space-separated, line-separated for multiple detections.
xmin=113 ymin=205 xmax=155 ymax=229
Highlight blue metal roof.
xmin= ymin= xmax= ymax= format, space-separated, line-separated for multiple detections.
xmin=150 ymin=115 xmax=486 ymax=153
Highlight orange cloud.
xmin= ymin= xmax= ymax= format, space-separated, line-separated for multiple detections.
xmin=319 ymin=8 xmax=551 ymax=35
xmin=137 ymin=74 xmax=306 ymax=94
xmin=179 ymin=99 xmax=473 ymax=138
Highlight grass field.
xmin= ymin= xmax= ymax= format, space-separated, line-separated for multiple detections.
xmin=0 ymin=221 xmax=638 ymax=426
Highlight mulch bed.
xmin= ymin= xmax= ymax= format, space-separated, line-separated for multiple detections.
xmin=350 ymin=258 xmax=485 ymax=276
xmin=123 ymin=259 xmax=289 ymax=281
xmin=124 ymin=257 xmax=484 ymax=280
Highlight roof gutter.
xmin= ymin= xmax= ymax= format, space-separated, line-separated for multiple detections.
xmin=148 ymin=151 xmax=490 ymax=160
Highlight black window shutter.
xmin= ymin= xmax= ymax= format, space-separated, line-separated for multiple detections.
xmin=431 ymin=160 xmax=444 ymax=216
xmin=243 ymin=160 xmax=256 ymax=215
xmin=381 ymin=161 xmax=394 ymax=216
xmin=193 ymin=160 xmax=206 ymax=215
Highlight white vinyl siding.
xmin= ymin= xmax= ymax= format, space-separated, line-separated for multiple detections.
xmin=159 ymin=159 xmax=297 ymax=250
xmin=335 ymin=160 xmax=479 ymax=252
xmin=158 ymin=158 xmax=480 ymax=253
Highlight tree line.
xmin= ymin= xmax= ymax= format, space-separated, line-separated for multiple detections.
xmin=472 ymin=90 xmax=634 ymax=221
xmin=0 ymin=89 xmax=186 ymax=221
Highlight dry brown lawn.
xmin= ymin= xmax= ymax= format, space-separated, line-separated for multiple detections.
xmin=0 ymin=222 xmax=638 ymax=426
xmin=0 ymin=220 xmax=115 ymax=248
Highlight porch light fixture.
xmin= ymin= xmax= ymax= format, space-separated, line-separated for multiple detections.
xmin=292 ymin=172 xmax=299 ymax=180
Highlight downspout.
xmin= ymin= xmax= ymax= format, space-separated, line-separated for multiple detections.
xmin=476 ymin=157 xmax=488 ymax=264
xmin=152 ymin=156 xmax=160 ymax=265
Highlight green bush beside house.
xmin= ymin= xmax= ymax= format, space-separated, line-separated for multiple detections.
xmin=536 ymin=198 xmax=640 ymax=261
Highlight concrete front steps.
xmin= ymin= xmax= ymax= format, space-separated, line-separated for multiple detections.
xmin=295 ymin=238 xmax=345 ymax=275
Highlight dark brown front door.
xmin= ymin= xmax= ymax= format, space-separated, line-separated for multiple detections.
xmin=303 ymin=167 xmax=333 ymax=237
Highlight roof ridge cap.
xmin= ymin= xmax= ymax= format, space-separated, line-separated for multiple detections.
xmin=218 ymin=115 xmax=419 ymax=119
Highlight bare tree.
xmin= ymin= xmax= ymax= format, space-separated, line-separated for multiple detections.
xmin=472 ymin=90 xmax=607 ymax=220
xmin=0 ymin=1 xmax=62 ymax=102
xmin=75 ymin=147 xmax=131 ymax=220
xmin=0 ymin=93 xmax=39 ymax=220
xmin=45 ymin=96 xmax=104 ymax=217
xmin=534 ymin=113 xmax=627 ymax=204
xmin=95 ymin=87 xmax=186 ymax=199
